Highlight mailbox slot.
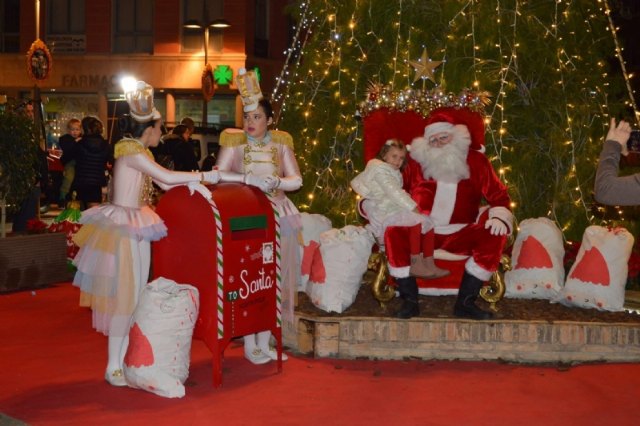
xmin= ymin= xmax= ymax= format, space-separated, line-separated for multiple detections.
xmin=230 ymin=215 xmax=267 ymax=240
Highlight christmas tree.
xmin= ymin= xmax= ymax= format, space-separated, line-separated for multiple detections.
xmin=275 ymin=0 xmax=638 ymax=242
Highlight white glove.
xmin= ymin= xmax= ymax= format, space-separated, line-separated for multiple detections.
xmin=244 ymin=174 xmax=272 ymax=193
xmin=187 ymin=181 xmax=212 ymax=201
xmin=202 ymin=169 xmax=220 ymax=184
xmin=264 ymin=175 xmax=280 ymax=192
xmin=484 ymin=218 xmax=508 ymax=236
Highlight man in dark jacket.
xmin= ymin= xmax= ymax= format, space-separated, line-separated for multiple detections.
xmin=164 ymin=124 xmax=200 ymax=172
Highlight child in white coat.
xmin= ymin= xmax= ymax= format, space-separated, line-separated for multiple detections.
xmin=351 ymin=139 xmax=448 ymax=279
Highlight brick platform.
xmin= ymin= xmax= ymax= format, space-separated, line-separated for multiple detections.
xmin=293 ymin=313 xmax=640 ymax=363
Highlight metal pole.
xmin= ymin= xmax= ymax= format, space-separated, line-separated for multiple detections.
xmin=202 ymin=26 xmax=209 ymax=128
xmin=35 ymin=0 xmax=40 ymax=39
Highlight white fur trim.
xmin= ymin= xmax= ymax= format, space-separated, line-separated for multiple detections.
xmin=488 ymin=206 xmax=514 ymax=234
xmin=434 ymin=249 xmax=469 ymax=261
xmin=419 ymin=288 xmax=458 ymax=296
xmin=388 ymin=264 xmax=410 ymax=278
xmin=430 ymin=182 xmax=457 ymax=227
xmin=435 ymin=223 xmax=466 ymax=235
xmin=465 ymin=257 xmax=494 ymax=281
xmin=424 ymin=122 xmax=455 ymax=140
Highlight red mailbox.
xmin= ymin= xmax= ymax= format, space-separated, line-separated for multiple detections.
xmin=153 ymin=183 xmax=282 ymax=387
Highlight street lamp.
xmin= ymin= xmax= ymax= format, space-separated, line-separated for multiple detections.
xmin=183 ymin=17 xmax=231 ymax=128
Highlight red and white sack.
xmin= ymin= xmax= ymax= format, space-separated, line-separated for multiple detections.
xmin=299 ymin=213 xmax=332 ymax=290
xmin=553 ymin=226 xmax=633 ymax=312
xmin=123 ymin=277 xmax=199 ymax=398
xmin=305 ymin=225 xmax=375 ymax=313
xmin=505 ymin=217 xmax=565 ymax=300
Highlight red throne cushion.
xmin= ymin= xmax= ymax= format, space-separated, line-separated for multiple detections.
xmin=363 ymin=108 xmax=464 ymax=294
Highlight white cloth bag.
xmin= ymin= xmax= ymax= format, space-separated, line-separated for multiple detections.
xmin=505 ymin=217 xmax=565 ymax=300
xmin=305 ymin=225 xmax=375 ymax=313
xmin=299 ymin=213 xmax=333 ymax=289
xmin=553 ymin=226 xmax=633 ymax=312
xmin=123 ymin=277 xmax=199 ymax=398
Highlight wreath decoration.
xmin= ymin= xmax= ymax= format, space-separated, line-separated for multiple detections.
xmin=201 ymin=63 xmax=216 ymax=101
xmin=26 ymin=39 xmax=52 ymax=82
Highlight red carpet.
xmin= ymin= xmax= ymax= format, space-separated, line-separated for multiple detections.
xmin=1 ymin=282 xmax=639 ymax=426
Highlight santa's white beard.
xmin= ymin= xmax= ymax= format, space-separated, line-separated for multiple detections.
xmin=421 ymin=132 xmax=471 ymax=183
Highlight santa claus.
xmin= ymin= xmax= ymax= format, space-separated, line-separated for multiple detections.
xmin=386 ymin=107 xmax=513 ymax=320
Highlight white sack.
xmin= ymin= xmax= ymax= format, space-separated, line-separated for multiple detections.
xmin=305 ymin=225 xmax=375 ymax=313
xmin=299 ymin=213 xmax=332 ymax=289
xmin=123 ymin=277 xmax=199 ymax=398
xmin=505 ymin=217 xmax=565 ymax=300
xmin=553 ymin=226 xmax=633 ymax=312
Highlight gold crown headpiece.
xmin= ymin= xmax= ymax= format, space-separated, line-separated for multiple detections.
xmin=235 ymin=68 xmax=263 ymax=112
xmin=124 ymin=80 xmax=161 ymax=122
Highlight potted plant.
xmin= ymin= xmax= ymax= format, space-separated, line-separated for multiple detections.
xmin=0 ymin=98 xmax=39 ymax=237
xmin=0 ymin=99 xmax=72 ymax=292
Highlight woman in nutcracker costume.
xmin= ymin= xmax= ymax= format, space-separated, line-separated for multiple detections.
xmin=385 ymin=107 xmax=513 ymax=319
xmin=72 ymin=80 xmax=220 ymax=386
xmin=216 ymin=68 xmax=302 ymax=364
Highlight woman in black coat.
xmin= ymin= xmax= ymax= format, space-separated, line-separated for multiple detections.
xmin=69 ymin=116 xmax=112 ymax=209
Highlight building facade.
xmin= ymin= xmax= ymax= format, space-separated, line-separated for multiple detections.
xmin=0 ymin=0 xmax=291 ymax=147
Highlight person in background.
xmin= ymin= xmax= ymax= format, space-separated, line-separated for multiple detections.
xmin=594 ymin=118 xmax=640 ymax=205
xmin=180 ymin=116 xmax=201 ymax=164
xmin=72 ymin=80 xmax=220 ymax=387
xmin=216 ymin=69 xmax=302 ymax=364
xmin=59 ymin=118 xmax=83 ymax=204
xmin=163 ymin=124 xmax=200 ymax=172
xmin=68 ymin=116 xmax=111 ymax=209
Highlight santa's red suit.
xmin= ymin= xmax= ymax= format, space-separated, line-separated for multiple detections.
xmin=384 ymin=108 xmax=513 ymax=283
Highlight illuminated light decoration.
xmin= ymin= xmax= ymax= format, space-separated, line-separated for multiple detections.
xmin=271 ymin=0 xmax=637 ymax=239
xmin=213 ymin=65 xmax=233 ymax=85
xmin=408 ymin=48 xmax=443 ymax=83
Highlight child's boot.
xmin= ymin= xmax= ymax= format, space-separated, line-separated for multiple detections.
xmin=421 ymin=255 xmax=450 ymax=279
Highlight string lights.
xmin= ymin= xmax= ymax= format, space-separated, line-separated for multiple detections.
xmin=273 ymin=0 xmax=637 ymax=240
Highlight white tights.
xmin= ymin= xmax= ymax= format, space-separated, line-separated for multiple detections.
xmin=243 ymin=330 xmax=272 ymax=353
xmin=106 ymin=238 xmax=150 ymax=373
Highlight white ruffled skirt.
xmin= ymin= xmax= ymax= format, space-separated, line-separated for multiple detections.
xmin=72 ymin=204 xmax=167 ymax=336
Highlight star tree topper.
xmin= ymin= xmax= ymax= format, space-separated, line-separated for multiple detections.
xmin=409 ymin=48 xmax=443 ymax=83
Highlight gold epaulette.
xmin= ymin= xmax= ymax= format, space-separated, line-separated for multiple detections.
xmin=220 ymin=128 xmax=247 ymax=148
xmin=114 ymin=138 xmax=152 ymax=159
xmin=220 ymin=129 xmax=294 ymax=150
xmin=271 ymin=130 xmax=294 ymax=149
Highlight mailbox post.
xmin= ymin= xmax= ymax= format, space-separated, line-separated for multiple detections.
xmin=153 ymin=183 xmax=282 ymax=387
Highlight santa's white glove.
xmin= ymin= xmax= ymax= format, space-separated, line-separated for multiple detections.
xmin=202 ymin=169 xmax=220 ymax=184
xmin=484 ymin=218 xmax=508 ymax=236
xmin=244 ymin=174 xmax=272 ymax=193
xmin=187 ymin=181 xmax=212 ymax=200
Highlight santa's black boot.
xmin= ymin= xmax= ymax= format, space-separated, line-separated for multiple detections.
xmin=453 ymin=272 xmax=493 ymax=320
xmin=395 ymin=277 xmax=420 ymax=319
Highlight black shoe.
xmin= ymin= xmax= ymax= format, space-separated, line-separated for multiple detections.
xmin=396 ymin=299 xmax=419 ymax=319
xmin=454 ymin=297 xmax=493 ymax=320
xmin=395 ymin=277 xmax=419 ymax=319
xmin=453 ymin=271 xmax=493 ymax=320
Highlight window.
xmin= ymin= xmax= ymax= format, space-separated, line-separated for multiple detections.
xmin=48 ymin=0 xmax=85 ymax=34
xmin=182 ymin=0 xmax=224 ymax=54
xmin=254 ymin=0 xmax=269 ymax=57
xmin=113 ymin=0 xmax=153 ymax=54
xmin=175 ymin=93 xmax=236 ymax=127
xmin=0 ymin=0 xmax=19 ymax=52
xmin=46 ymin=0 xmax=86 ymax=53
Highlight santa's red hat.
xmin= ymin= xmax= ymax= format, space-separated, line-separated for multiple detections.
xmin=424 ymin=107 xmax=486 ymax=151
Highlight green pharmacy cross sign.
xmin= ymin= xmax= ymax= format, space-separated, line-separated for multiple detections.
xmin=214 ymin=65 xmax=233 ymax=85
